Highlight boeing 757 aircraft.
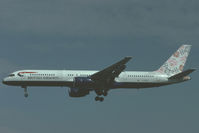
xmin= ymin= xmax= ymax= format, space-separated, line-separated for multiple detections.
xmin=2 ymin=45 xmax=195 ymax=101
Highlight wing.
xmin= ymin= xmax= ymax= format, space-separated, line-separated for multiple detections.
xmin=90 ymin=57 xmax=132 ymax=85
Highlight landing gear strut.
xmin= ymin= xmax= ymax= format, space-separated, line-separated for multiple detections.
xmin=103 ymin=90 xmax=108 ymax=96
xmin=95 ymin=90 xmax=108 ymax=96
xmin=23 ymin=86 xmax=28 ymax=98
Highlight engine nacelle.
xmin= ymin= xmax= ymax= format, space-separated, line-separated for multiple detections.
xmin=68 ymin=77 xmax=94 ymax=97
xmin=68 ymin=87 xmax=89 ymax=97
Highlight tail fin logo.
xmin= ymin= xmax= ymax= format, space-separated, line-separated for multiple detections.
xmin=173 ymin=51 xmax=179 ymax=58
xmin=157 ymin=45 xmax=191 ymax=76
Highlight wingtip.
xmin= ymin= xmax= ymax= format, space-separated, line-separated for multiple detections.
xmin=191 ymin=68 xmax=196 ymax=71
xmin=125 ymin=56 xmax=132 ymax=59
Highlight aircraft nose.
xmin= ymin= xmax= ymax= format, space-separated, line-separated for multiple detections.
xmin=2 ymin=78 xmax=7 ymax=85
xmin=2 ymin=79 xmax=5 ymax=84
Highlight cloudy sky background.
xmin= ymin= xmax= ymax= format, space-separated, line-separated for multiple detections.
xmin=0 ymin=0 xmax=198 ymax=133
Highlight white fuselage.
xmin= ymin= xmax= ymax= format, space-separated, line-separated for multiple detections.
xmin=2 ymin=70 xmax=185 ymax=89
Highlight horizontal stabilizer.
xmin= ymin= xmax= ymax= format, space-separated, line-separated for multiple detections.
xmin=169 ymin=69 xmax=196 ymax=79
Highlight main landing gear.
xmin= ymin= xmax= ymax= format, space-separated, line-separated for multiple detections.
xmin=22 ymin=86 xmax=28 ymax=98
xmin=94 ymin=90 xmax=108 ymax=102
xmin=95 ymin=96 xmax=104 ymax=102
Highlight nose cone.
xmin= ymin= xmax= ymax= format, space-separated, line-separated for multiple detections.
xmin=2 ymin=79 xmax=5 ymax=84
xmin=2 ymin=78 xmax=8 ymax=85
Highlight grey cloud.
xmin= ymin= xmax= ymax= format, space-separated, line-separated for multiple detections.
xmin=0 ymin=0 xmax=198 ymax=58
xmin=0 ymin=126 xmax=19 ymax=133
xmin=1 ymin=0 xmax=199 ymax=40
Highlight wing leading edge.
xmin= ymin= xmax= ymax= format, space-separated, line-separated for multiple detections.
xmin=90 ymin=57 xmax=132 ymax=84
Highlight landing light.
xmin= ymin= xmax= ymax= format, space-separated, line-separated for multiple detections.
xmin=183 ymin=76 xmax=191 ymax=81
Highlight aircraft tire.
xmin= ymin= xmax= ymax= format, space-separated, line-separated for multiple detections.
xmin=95 ymin=96 xmax=100 ymax=101
xmin=24 ymin=93 xmax=28 ymax=98
xmin=99 ymin=97 xmax=104 ymax=102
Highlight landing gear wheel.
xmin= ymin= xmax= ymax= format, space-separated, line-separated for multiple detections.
xmin=99 ymin=97 xmax=104 ymax=102
xmin=95 ymin=96 xmax=100 ymax=101
xmin=24 ymin=93 xmax=28 ymax=98
xmin=95 ymin=96 xmax=104 ymax=102
xmin=23 ymin=86 xmax=28 ymax=98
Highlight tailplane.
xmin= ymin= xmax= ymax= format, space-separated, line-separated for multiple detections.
xmin=168 ymin=69 xmax=196 ymax=79
xmin=156 ymin=45 xmax=192 ymax=76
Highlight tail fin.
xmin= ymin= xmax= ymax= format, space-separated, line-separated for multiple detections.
xmin=156 ymin=44 xmax=192 ymax=76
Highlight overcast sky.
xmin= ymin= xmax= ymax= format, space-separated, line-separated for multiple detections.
xmin=0 ymin=0 xmax=199 ymax=133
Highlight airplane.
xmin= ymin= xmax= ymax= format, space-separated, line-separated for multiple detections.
xmin=2 ymin=45 xmax=195 ymax=102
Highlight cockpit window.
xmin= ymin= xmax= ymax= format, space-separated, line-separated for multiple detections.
xmin=18 ymin=73 xmax=23 ymax=77
xmin=8 ymin=74 xmax=15 ymax=77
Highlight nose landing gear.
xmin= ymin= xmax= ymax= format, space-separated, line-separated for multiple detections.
xmin=23 ymin=86 xmax=28 ymax=98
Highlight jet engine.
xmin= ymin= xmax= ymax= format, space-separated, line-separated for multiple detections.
xmin=68 ymin=87 xmax=89 ymax=97
xmin=68 ymin=77 xmax=94 ymax=97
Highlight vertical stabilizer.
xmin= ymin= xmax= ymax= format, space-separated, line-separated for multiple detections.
xmin=156 ymin=45 xmax=192 ymax=76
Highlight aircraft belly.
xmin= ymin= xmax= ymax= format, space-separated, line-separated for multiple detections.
xmin=5 ymin=81 xmax=73 ymax=87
